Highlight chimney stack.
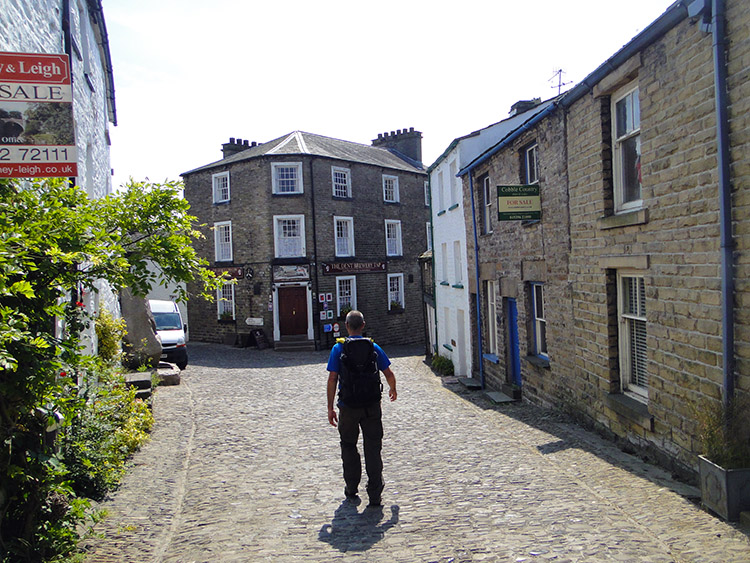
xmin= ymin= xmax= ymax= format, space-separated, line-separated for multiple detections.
xmin=371 ymin=126 xmax=422 ymax=165
xmin=509 ymin=98 xmax=542 ymax=117
xmin=221 ymin=137 xmax=255 ymax=159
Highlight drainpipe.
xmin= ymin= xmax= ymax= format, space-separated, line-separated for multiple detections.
xmin=711 ymin=0 xmax=735 ymax=408
xmin=309 ymin=159 xmax=321 ymax=350
xmin=467 ymin=173 xmax=485 ymax=388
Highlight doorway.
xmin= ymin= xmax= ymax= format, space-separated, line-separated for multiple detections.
xmin=505 ymin=297 xmax=522 ymax=387
xmin=278 ymin=286 xmax=308 ymax=336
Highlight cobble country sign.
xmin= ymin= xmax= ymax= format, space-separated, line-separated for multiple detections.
xmin=497 ymin=184 xmax=541 ymax=221
xmin=0 ymin=52 xmax=77 ymax=178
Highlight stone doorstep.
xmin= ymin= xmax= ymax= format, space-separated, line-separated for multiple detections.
xmin=485 ymin=391 xmax=515 ymax=404
xmin=458 ymin=377 xmax=482 ymax=390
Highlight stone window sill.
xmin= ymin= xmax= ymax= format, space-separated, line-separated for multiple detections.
xmin=448 ymin=203 xmax=459 ymax=211
xmin=437 ymin=210 xmax=446 ymax=216
xmin=598 ymin=208 xmax=648 ymax=230
xmin=443 ymin=343 xmax=453 ymax=352
xmin=524 ymin=355 xmax=550 ymax=369
xmin=451 ymin=283 xmax=464 ymax=289
xmin=483 ymin=353 xmax=499 ymax=364
xmin=606 ymin=392 xmax=654 ymax=431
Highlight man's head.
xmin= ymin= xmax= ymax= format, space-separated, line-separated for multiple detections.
xmin=345 ymin=310 xmax=365 ymax=334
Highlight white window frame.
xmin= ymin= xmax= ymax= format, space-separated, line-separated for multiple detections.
xmin=273 ymin=214 xmax=306 ymax=258
xmin=453 ymin=241 xmax=462 ymax=285
xmin=212 ymin=171 xmax=230 ymax=203
xmin=424 ymin=181 xmax=430 ymax=207
xmin=334 ymin=216 xmax=355 ymax=257
xmin=449 ymin=160 xmax=459 ymax=207
xmin=441 ymin=242 xmax=448 ymax=283
xmin=271 ymin=162 xmax=303 ymax=194
xmin=217 ymin=282 xmax=235 ymax=320
xmin=384 ymin=219 xmax=402 ymax=257
xmin=486 ymin=280 xmax=498 ymax=355
xmin=332 ymin=166 xmax=351 ymax=198
xmin=481 ymin=175 xmax=493 ymax=235
xmin=531 ymin=282 xmax=547 ymax=358
xmin=617 ymin=272 xmax=648 ymax=400
xmin=387 ymin=273 xmax=404 ymax=310
xmin=213 ymin=221 xmax=233 ymax=262
xmin=437 ymin=171 xmax=445 ymax=210
xmin=426 ymin=222 xmax=432 ymax=251
xmin=612 ymin=84 xmax=642 ymax=213
xmin=382 ymin=174 xmax=400 ymax=203
xmin=524 ymin=143 xmax=539 ymax=184
xmin=336 ymin=276 xmax=357 ymax=317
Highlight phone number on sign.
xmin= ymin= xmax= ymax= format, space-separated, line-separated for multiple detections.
xmin=0 ymin=146 xmax=76 ymax=163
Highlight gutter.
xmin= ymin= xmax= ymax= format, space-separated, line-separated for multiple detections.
xmin=560 ymin=1 xmax=689 ymax=110
xmin=87 ymin=0 xmax=117 ymax=125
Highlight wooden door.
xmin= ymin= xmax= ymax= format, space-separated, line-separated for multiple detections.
xmin=278 ymin=286 xmax=308 ymax=336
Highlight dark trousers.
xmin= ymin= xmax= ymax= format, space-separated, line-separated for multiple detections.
xmin=338 ymin=403 xmax=384 ymax=500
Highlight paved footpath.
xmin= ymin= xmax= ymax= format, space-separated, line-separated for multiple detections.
xmin=82 ymin=343 xmax=750 ymax=562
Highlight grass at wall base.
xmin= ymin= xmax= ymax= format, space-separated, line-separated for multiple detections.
xmin=0 ymin=177 xmax=223 ymax=562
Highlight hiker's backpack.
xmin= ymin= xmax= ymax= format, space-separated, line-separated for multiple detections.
xmin=338 ymin=337 xmax=382 ymax=408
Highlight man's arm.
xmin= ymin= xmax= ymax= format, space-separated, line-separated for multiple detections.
xmin=382 ymin=367 xmax=397 ymax=402
xmin=327 ymin=371 xmax=339 ymax=426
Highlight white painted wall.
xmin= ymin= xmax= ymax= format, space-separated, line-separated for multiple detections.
xmin=1 ymin=1 xmax=117 ymax=353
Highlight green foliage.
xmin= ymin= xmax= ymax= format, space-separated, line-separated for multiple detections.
xmin=0 ymin=177 xmax=223 ymax=560
xmin=430 ymin=354 xmax=455 ymax=376
xmin=95 ymin=309 xmax=127 ymax=365
xmin=59 ymin=370 xmax=154 ymax=500
xmin=696 ymin=394 xmax=750 ymax=469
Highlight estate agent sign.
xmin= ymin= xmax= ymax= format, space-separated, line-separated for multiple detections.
xmin=0 ymin=52 xmax=77 ymax=178
xmin=497 ymin=184 xmax=541 ymax=221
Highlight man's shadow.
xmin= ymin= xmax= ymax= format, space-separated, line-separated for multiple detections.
xmin=318 ymin=499 xmax=399 ymax=552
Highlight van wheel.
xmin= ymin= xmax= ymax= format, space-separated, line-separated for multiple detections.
xmin=177 ymin=362 xmax=187 ymax=370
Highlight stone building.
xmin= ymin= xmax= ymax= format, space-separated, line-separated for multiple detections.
xmin=459 ymin=0 xmax=748 ymax=477
xmin=182 ymin=129 xmax=429 ymax=350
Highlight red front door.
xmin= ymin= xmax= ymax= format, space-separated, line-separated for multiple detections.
xmin=278 ymin=286 xmax=308 ymax=336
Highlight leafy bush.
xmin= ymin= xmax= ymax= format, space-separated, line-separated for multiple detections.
xmin=95 ymin=309 xmax=128 ymax=365
xmin=59 ymin=370 xmax=154 ymax=499
xmin=431 ymin=354 xmax=455 ymax=376
xmin=0 ymin=177 xmax=222 ymax=561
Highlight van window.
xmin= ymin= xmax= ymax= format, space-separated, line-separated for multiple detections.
xmin=153 ymin=312 xmax=182 ymax=330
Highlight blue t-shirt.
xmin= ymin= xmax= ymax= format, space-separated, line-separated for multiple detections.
xmin=326 ymin=335 xmax=391 ymax=374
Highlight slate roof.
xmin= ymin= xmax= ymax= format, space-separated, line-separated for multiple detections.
xmin=182 ymin=131 xmax=425 ymax=176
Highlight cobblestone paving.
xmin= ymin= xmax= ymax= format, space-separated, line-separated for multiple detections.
xmin=82 ymin=343 xmax=750 ymax=562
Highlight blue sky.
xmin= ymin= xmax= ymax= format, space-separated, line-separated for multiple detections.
xmin=104 ymin=0 xmax=676 ymax=190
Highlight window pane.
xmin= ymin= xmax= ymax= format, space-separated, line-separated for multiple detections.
xmin=277 ymin=167 xmax=298 ymax=192
xmin=629 ymin=318 xmax=648 ymax=387
xmin=620 ymin=135 xmax=641 ymax=204
xmin=538 ymin=320 xmax=547 ymax=355
xmin=534 ymin=284 xmax=544 ymax=319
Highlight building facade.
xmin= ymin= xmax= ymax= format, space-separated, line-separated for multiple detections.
xmin=429 ymin=100 xmax=556 ymax=380
xmin=183 ymin=130 xmax=429 ymax=350
xmin=460 ymin=0 xmax=748 ymax=476
xmin=0 ymin=0 xmax=117 ymax=352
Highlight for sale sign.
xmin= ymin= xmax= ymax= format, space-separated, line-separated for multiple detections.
xmin=0 ymin=52 xmax=77 ymax=178
xmin=497 ymin=184 xmax=541 ymax=221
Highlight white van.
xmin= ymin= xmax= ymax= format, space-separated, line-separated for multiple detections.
xmin=148 ymin=299 xmax=188 ymax=369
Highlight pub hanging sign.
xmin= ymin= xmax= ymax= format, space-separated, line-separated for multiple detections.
xmin=497 ymin=184 xmax=541 ymax=221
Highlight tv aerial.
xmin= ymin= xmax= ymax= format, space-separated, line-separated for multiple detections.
xmin=549 ymin=69 xmax=573 ymax=95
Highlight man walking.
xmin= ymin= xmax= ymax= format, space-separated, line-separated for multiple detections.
xmin=327 ymin=310 xmax=397 ymax=507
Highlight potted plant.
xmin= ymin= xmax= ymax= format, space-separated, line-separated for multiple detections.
xmin=389 ymin=300 xmax=403 ymax=313
xmin=696 ymin=395 xmax=750 ymax=521
xmin=339 ymin=305 xmax=352 ymax=319
xmin=219 ymin=310 xmax=234 ymax=321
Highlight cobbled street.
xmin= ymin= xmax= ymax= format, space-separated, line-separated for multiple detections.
xmin=83 ymin=342 xmax=750 ymax=562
